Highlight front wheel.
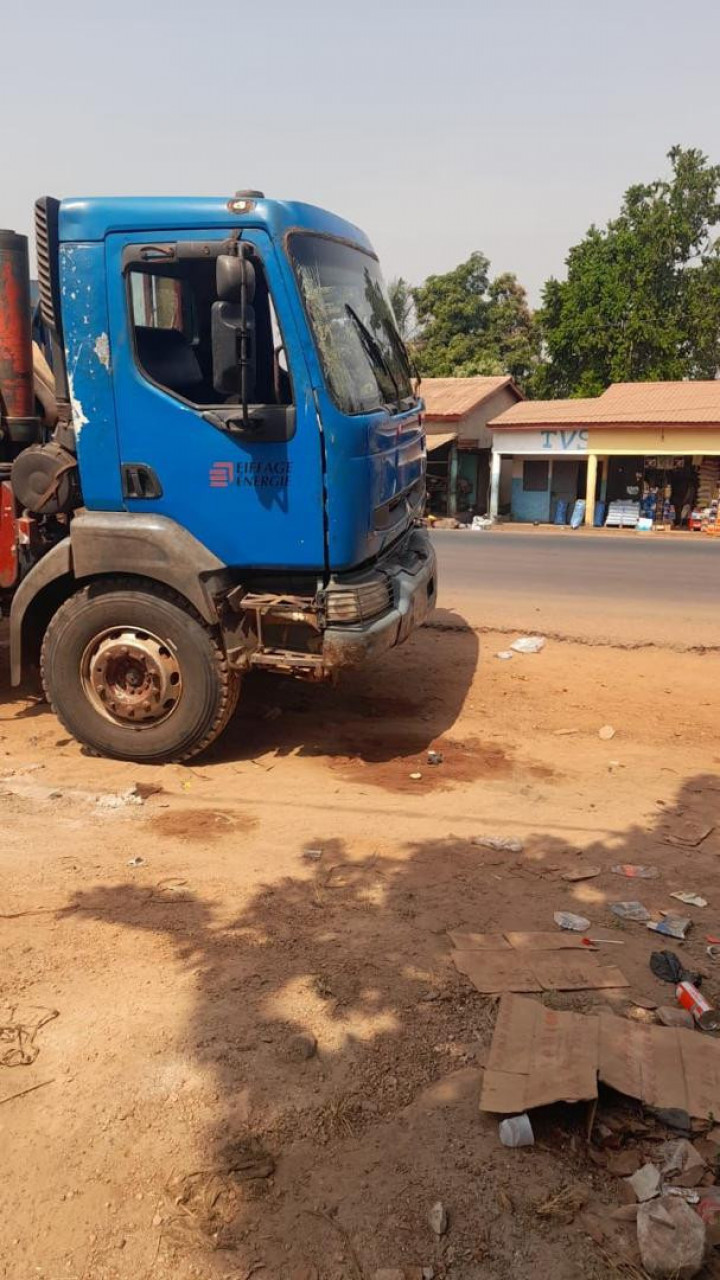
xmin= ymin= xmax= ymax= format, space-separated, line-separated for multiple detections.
xmin=41 ymin=579 xmax=239 ymax=763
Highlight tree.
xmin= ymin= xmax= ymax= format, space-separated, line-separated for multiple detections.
xmin=411 ymin=252 xmax=540 ymax=389
xmin=387 ymin=276 xmax=413 ymax=341
xmin=537 ymin=146 xmax=720 ymax=397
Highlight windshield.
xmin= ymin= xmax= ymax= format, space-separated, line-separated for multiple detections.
xmin=289 ymin=233 xmax=414 ymax=415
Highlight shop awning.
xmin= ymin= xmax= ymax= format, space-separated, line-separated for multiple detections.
xmin=426 ymin=431 xmax=458 ymax=452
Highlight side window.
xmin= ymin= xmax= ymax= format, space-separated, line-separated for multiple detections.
xmin=130 ymin=273 xmax=192 ymax=335
xmin=127 ymin=254 xmax=293 ymax=409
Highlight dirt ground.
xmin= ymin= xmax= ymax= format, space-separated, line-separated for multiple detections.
xmin=2 ymin=603 xmax=720 ymax=1280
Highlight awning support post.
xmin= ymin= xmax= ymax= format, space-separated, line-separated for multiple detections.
xmin=448 ymin=444 xmax=458 ymax=517
xmin=585 ymin=453 xmax=598 ymax=527
xmin=489 ymin=450 xmax=501 ymax=520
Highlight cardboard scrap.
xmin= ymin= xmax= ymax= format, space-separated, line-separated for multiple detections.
xmin=480 ymin=994 xmax=720 ymax=1118
xmin=448 ymin=930 xmax=587 ymax=952
xmin=449 ymin=930 xmax=627 ymax=994
xmin=452 ymin=949 xmax=628 ymax=994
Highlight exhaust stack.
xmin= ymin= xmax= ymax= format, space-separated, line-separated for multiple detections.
xmin=0 ymin=230 xmax=40 ymax=444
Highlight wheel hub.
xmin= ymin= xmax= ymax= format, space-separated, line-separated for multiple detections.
xmin=81 ymin=628 xmax=183 ymax=726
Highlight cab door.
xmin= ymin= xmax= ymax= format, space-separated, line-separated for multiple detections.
xmin=104 ymin=227 xmax=326 ymax=571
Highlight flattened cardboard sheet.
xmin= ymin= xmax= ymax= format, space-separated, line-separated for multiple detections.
xmin=452 ymin=949 xmax=628 ymax=994
xmin=480 ymin=994 xmax=720 ymax=1119
xmin=449 ymin=931 xmax=587 ymax=951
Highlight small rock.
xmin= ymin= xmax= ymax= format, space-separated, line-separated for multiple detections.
xmin=607 ymin=1149 xmax=642 ymax=1177
xmin=409 ymin=772 xmax=423 ymax=781
xmin=427 ymin=751 xmax=443 ymax=766
xmin=599 ymin=725 xmax=616 ymax=740
xmin=657 ymin=1007 xmax=695 ymax=1030
xmin=637 ymin=1193 xmax=706 ymax=1278
xmin=285 ymin=1032 xmax=317 ymax=1062
xmin=428 ymin=1201 xmax=448 ymax=1237
xmin=127 ymin=856 xmax=145 ymax=868
xmin=661 ymin=1138 xmax=706 ymax=1188
xmin=422 ymin=1270 xmax=435 ymax=1280
xmin=626 ymin=1162 xmax=662 ymax=1202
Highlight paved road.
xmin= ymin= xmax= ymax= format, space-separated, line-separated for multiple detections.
xmin=431 ymin=529 xmax=720 ymax=646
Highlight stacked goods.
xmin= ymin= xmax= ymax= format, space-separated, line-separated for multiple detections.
xmin=605 ymin=500 xmax=640 ymax=528
xmin=697 ymin=459 xmax=720 ymax=510
xmin=703 ymin=492 xmax=720 ymax=536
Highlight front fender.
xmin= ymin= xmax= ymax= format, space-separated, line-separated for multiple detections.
xmin=10 ymin=538 xmax=72 ymax=686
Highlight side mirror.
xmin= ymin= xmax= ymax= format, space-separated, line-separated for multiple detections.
xmin=216 ymin=253 xmax=255 ymax=304
xmin=211 ymin=301 xmax=256 ymax=397
xmin=212 ymin=251 xmax=257 ymax=404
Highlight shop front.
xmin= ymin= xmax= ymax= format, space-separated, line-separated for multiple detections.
xmin=489 ymin=427 xmax=590 ymax=523
xmin=490 ymin=384 xmax=720 ymax=530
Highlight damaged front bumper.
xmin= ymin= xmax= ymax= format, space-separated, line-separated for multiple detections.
xmin=322 ymin=528 xmax=437 ymax=670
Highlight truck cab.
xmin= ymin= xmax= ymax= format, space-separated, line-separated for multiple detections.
xmin=0 ymin=194 xmax=436 ymax=762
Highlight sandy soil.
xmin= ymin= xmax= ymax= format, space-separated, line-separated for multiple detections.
xmin=1 ymin=607 xmax=720 ymax=1280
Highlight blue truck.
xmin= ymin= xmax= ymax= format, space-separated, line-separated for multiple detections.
xmin=0 ymin=193 xmax=436 ymax=761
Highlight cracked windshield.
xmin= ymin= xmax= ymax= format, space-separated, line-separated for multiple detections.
xmin=290 ymin=233 xmax=414 ymax=414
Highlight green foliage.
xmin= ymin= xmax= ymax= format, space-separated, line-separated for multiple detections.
xmin=538 ymin=146 xmax=720 ymax=396
xmin=411 ymin=252 xmax=540 ymax=389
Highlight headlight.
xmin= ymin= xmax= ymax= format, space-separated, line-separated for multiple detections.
xmin=324 ymin=578 xmax=393 ymax=623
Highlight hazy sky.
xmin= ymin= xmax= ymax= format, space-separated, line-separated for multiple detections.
xmin=3 ymin=0 xmax=719 ymax=303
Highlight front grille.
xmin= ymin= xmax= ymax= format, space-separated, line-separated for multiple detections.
xmin=325 ymin=578 xmax=393 ymax=624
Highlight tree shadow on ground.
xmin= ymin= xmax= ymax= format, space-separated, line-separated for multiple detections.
xmin=63 ymin=772 xmax=720 ymax=1279
xmin=207 ymin=608 xmax=479 ymax=767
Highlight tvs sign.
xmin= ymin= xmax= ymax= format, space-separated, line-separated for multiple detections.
xmin=493 ymin=429 xmax=589 ymax=455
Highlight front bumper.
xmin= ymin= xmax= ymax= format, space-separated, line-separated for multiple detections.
xmin=322 ymin=529 xmax=437 ymax=669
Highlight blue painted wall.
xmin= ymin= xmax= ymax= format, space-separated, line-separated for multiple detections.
xmin=511 ymin=476 xmax=551 ymax=522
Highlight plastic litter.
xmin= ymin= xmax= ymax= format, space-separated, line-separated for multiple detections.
xmin=427 ymin=751 xmax=443 ymax=766
xmin=553 ymin=911 xmax=591 ymax=932
xmin=471 ymin=515 xmax=493 ymax=531
xmin=471 ymin=836 xmax=524 ymax=853
xmin=611 ymin=901 xmax=652 ymax=923
xmin=499 ymin=1113 xmax=534 ymax=1147
xmin=670 ymin=892 xmax=707 ymax=908
xmin=510 ymin=635 xmax=546 ymax=654
xmin=409 ymin=772 xmax=422 ymax=781
xmin=626 ymin=1162 xmax=662 ymax=1202
xmin=612 ymin=864 xmax=659 ymax=879
xmin=707 ymin=945 xmax=720 ymax=961
xmin=598 ymin=725 xmax=616 ymax=741
xmin=648 ymin=916 xmax=692 ymax=940
xmin=496 ymin=650 xmax=514 ymax=660
xmin=650 ymin=951 xmax=700 ymax=986
xmin=127 ymin=856 xmax=145 ymax=868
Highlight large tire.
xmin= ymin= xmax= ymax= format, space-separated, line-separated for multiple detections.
xmin=40 ymin=578 xmax=239 ymax=763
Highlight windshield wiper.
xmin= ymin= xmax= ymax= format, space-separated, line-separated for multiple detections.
xmin=383 ymin=316 xmax=418 ymax=393
xmin=344 ymin=303 xmax=401 ymax=409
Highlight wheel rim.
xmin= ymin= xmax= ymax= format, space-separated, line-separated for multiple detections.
xmin=80 ymin=627 xmax=183 ymax=728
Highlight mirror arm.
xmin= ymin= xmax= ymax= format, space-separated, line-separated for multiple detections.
xmin=240 ymin=265 xmax=249 ymax=430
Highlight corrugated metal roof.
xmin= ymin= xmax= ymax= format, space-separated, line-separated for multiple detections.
xmin=420 ymin=376 xmax=519 ymax=420
xmin=490 ymin=381 xmax=720 ymax=429
xmin=590 ymin=381 xmax=720 ymax=423
xmin=489 ymin=398 xmax=598 ymax=427
xmin=426 ymin=431 xmax=458 ymax=452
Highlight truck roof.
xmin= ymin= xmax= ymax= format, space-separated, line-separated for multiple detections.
xmin=57 ymin=196 xmax=375 ymax=255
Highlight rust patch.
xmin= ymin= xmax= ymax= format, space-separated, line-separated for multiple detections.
xmin=149 ymin=808 xmax=257 ymax=842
